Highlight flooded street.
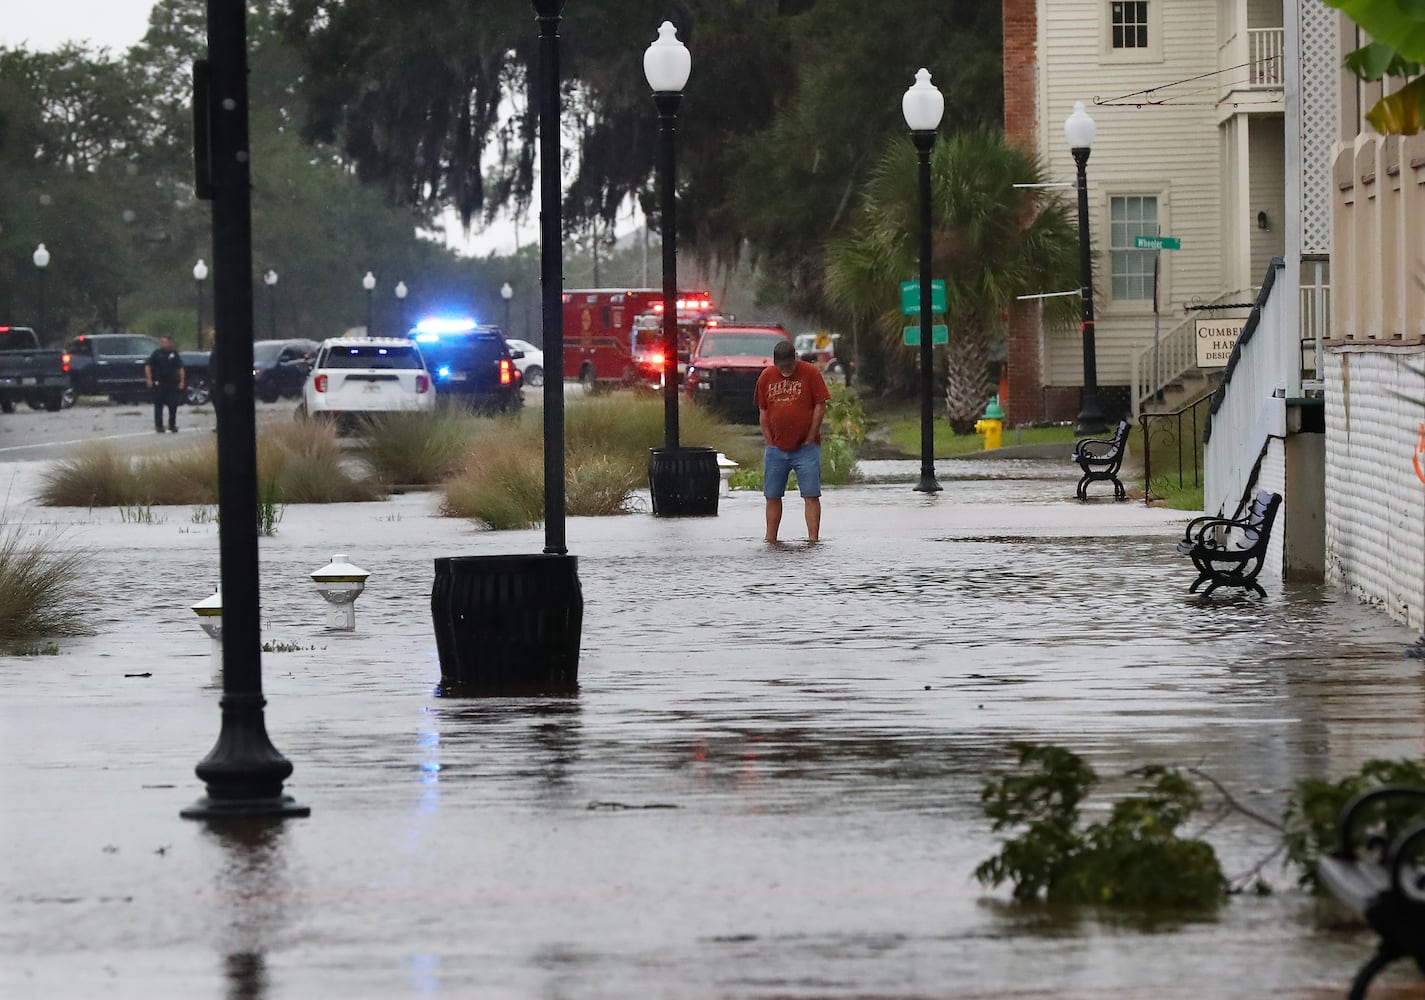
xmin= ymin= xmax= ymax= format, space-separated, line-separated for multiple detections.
xmin=1 ymin=455 xmax=1422 ymax=999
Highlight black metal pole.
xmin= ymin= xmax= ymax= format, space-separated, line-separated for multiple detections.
xmin=912 ymin=130 xmax=941 ymax=494
xmin=268 ymin=285 xmax=276 ymax=339
xmin=535 ymin=0 xmax=567 ymax=555
xmin=365 ymin=289 xmax=373 ymax=337
xmin=37 ymin=269 xmax=45 ymax=343
xmin=182 ymin=0 xmax=306 ymax=821
xmin=1072 ymin=146 xmax=1107 ymax=435
xmin=195 ymin=279 xmax=204 ymax=349
xmin=654 ymin=91 xmax=681 ymax=451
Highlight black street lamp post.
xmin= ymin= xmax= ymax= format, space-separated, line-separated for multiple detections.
xmin=182 ymin=0 xmax=306 ymax=820
xmin=642 ymin=21 xmax=718 ymax=518
xmin=395 ymin=281 xmax=408 ymax=334
xmin=1066 ymin=101 xmax=1108 ymax=435
xmin=645 ymin=21 xmax=690 ymax=452
xmin=903 ymin=69 xmax=943 ymax=494
xmin=193 ymin=258 xmax=208 ymax=349
xmin=263 ymin=269 xmax=277 ymax=339
xmin=362 ymin=271 xmax=375 ymax=335
xmin=32 ymin=243 xmax=49 ymax=342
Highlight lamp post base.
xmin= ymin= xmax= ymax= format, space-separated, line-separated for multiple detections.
xmin=1072 ymin=392 xmax=1111 ymax=437
xmin=914 ymin=471 xmax=943 ymax=493
xmin=181 ymin=795 xmax=310 ymax=820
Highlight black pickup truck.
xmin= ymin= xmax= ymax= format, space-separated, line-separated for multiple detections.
xmin=66 ymin=333 xmax=213 ymax=405
xmin=0 ymin=326 xmax=71 ymax=412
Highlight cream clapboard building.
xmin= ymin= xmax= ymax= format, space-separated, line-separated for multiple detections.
xmin=1003 ymin=0 xmax=1290 ymax=421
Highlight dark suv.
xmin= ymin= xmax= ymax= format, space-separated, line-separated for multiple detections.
xmin=408 ymin=321 xmax=523 ymax=412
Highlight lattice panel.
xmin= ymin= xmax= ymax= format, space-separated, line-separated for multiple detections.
xmin=1300 ymin=0 xmax=1338 ymax=255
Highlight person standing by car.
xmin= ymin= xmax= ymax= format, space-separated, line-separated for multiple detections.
xmin=144 ymin=336 xmax=186 ymax=432
xmin=755 ymin=339 xmax=830 ymax=544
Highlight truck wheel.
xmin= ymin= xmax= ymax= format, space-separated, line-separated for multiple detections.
xmin=579 ymin=363 xmax=595 ymax=388
xmin=523 ymin=365 xmax=544 ymax=388
xmin=60 ymin=386 xmax=76 ymax=409
xmin=185 ymin=377 xmax=212 ymax=406
xmin=43 ymin=390 xmax=63 ymax=412
xmin=1 ymin=398 xmax=15 ymax=414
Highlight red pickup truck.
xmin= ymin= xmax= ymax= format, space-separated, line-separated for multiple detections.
xmin=684 ymin=324 xmax=793 ymax=423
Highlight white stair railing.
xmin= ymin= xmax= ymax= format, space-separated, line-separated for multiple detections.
xmin=1132 ymin=290 xmax=1239 ymax=410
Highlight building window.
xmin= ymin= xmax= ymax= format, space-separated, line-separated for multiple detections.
xmin=1112 ymin=1 xmax=1149 ymax=49
xmin=1110 ymin=195 xmax=1158 ymax=300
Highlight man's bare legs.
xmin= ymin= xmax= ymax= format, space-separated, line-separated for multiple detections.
xmin=805 ymin=497 xmax=821 ymax=543
xmin=765 ymin=497 xmax=783 ymax=543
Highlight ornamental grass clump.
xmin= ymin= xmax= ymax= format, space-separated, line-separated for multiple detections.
xmin=0 ymin=522 xmax=90 ymax=648
xmin=357 ymin=406 xmax=490 ymax=485
xmin=36 ymin=421 xmax=380 ymax=507
xmin=566 ymin=395 xmax=758 ymax=468
xmin=976 ymin=742 xmax=1227 ymax=909
xmin=38 ymin=443 xmax=148 ymax=507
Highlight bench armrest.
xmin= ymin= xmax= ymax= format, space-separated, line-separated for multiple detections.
xmin=1332 ymin=785 xmax=1425 ymax=859
xmin=1389 ymin=820 xmax=1425 ymax=905
xmin=1186 ymin=516 xmax=1254 ymax=546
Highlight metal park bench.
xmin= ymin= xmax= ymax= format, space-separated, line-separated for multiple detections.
xmin=1174 ymin=489 xmax=1281 ymax=597
xmin=1316 ymin=786 xmax=1425 ymax=1000
xmin=1071 ymin=419 xmax=1131 ymax=501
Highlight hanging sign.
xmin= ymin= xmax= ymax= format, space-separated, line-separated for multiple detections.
xmin=1195 ymin=316 xmax=1249 ymax=368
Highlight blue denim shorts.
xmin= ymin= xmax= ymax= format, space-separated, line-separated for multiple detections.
xmin=763 ymin=443 xmax=822 ymax=499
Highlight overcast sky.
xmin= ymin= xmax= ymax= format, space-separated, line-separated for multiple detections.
xmin=0 ymin=0 xmax=155 ymax=53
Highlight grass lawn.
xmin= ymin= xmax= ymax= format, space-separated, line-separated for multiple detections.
xmin=869 ymin=401 xmax=1077 ymax=459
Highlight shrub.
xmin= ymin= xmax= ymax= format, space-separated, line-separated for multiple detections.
xmin=1282 ymin=757 xmax=1425 ymax=890
xmin=976 ymin=742 xmax=1227 ymax=909
xmin=0 ymin=523 xmax=90 ymax=647
xmin=566 ymin=452 xmax=642 ymax=516
xmin=441 ymin=447 xmax=545 ymax=529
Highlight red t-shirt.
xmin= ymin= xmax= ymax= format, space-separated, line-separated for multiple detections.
xmin=754 ymin=360 xmax=831 ymax=451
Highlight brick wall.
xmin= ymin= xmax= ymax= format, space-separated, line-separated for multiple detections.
xmin=1003 ymin=0 xmax=1043 ymax=425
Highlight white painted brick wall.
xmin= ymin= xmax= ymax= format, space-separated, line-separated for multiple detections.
xmin=1323 ymin=347 xmax=1425 ymax=629
xmin=1257 ymin=438 xmax=1286 ymax=583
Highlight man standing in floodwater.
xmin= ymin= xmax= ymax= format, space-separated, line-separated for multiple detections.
xmin=755 ymin=339 xmax=831 ymax=543
xmin=145 ymin=336 xmax=186 ymax=433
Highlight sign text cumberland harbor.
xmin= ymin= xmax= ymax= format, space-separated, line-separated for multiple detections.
xmin=1194 ymin=316 xmax=1249 ymax=368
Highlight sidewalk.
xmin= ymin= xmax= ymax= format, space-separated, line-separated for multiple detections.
xmin=2 ymin=455 xmax=1421 ymax=999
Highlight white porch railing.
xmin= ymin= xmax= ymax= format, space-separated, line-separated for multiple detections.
xmin=1131 ymin=290 xmax=1238 ymax=413
xmin=1248 ymin=28 xmax=1284 ymax=87
xmin=1203 ymin=262 xmax=1288 ymax=518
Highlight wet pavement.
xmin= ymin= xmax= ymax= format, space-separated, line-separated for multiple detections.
xmin=2 ymin=455 xmax=1423 ymax=999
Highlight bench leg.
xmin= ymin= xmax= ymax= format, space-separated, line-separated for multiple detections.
xmin=1113 ymin=476 xmax=1125 ymax=501
xmin=1246 ymin=578 xmax=1266 ymax=598
xmin=1076 ymin=476 xmax=1089 ymax=501
xmin=1348 ymin=941 xmax=1404 ymax=1000
xmin=1189 ymin=572 xmax=1211 ymax=593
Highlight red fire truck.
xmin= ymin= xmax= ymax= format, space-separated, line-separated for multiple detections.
xmin=562 ymin=288 xmax=713 ymax=386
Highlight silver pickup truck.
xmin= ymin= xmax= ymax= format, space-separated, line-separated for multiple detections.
xmin=0 ymin=326 xmax=71 ymax=413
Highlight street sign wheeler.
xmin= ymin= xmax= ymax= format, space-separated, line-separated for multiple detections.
xmin=1134 ymin=235 xmax=1181 ymax=251
xmin=900 ymin=279 xmax=947 ymax=315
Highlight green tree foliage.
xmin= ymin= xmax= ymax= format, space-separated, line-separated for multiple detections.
xmin=279 ymin=0 xmax=1005 ymax=331
xmin=1282 ymin=757 xmax=1425 ymax=889
xmin=824 ymin=131 xmax=1079 ymax=427
xmin=0 ymin=1 xmax=500 ymax=346
xmin=1326 ymin=0 xmax=1425 ymax=134
xmin=976 ymin=743 xmax=1227 ymax=909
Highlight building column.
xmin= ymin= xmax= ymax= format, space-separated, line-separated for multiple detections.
xmin=1002 ymin=0 xmax=1044 ymax=425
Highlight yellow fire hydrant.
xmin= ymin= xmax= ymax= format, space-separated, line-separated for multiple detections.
xmin=974 ymin=396 xmax=1005 ymax=450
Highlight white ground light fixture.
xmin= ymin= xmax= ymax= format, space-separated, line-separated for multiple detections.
xmin=310 ymin=554 xmax=370 ymax=631
xmin=191 ymin=585 xmax=223 ymax=685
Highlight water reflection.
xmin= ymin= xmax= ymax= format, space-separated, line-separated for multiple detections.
xmin=203 ymin=820 xmax=296 ymax=1000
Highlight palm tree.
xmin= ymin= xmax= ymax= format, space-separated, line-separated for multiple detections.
xmin=825 ymin=128 xmax=1080 ymax=432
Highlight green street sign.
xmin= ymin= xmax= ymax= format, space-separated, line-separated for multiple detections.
xmin=903 ymin=325 xmax=949 ymax=346
xmin=1134 ymin=235 xmax=1181 ymax=251
xmin=900 ymin=279 xmax=947 ymax=315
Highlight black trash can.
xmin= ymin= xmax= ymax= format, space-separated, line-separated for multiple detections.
xmin=648 ymin=446 xmax=719 ymax=518
xmin=430 ymin=553 xmax=582 ymax=696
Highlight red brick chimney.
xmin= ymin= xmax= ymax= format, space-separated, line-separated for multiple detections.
xmin=1002 ymin=0 xmax=1046 ymax=425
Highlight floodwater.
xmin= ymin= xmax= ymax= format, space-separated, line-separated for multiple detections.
xmin=1 ymin=455 xmax=1422 ymax=999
